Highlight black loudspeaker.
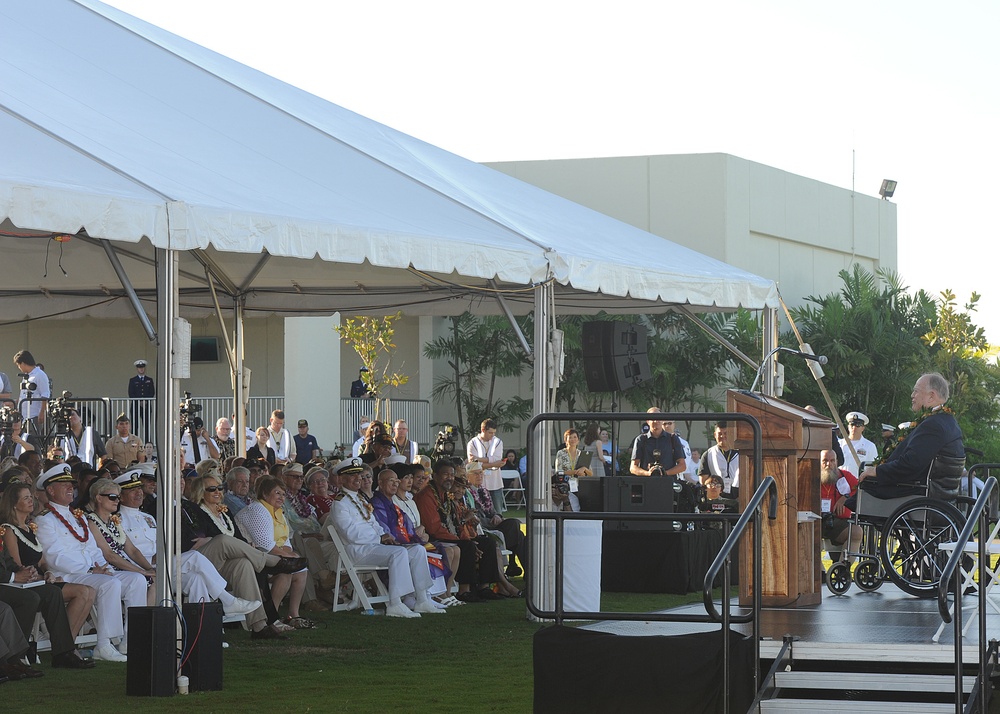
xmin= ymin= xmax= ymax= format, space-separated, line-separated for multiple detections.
xmin=576 ymin=478 xmax=605 ymax=512
xmin=126 ymin=606 xmax=176 ymax=697
xmin=182 ymin=601 xmax=224 ymax=691
xmin=602 ymin=476 xmax=677 ymax=531
xmin=581 ymin=321 xmax=650 ymax=392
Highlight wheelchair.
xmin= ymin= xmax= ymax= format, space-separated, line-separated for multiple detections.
xmin=825 ymin=455 xmax=967 ymax=598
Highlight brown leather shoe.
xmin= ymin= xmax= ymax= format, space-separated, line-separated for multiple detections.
xmin=2 ymin=661 xmax=44 ymax=679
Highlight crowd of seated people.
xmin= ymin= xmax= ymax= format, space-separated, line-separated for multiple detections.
xmin=0 ymin=411 xmax=534 ymax=686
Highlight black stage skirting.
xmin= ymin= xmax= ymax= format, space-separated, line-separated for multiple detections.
xmin=601 ymin=529 xmax=736 ymax=594
xmin=534 ymin=625 xmax=753 ymax=713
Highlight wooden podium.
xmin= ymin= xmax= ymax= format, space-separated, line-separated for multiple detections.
xmin=727 ymin=390 xmax=832 ymax=608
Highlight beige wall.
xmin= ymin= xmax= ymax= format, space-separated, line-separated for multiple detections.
xmin=0 ymin=315 xmax=285 ymax=399
xmin=485 ymin=153 xmax=897 ymax=309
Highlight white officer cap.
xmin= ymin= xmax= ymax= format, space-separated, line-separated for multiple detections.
xmin=114 ymin=468 xmax=144 ymax=490
xmin=845 ymin=411 xmax=869 ymax=426
xmin=36 ymin=463 xmax=74 ymax=490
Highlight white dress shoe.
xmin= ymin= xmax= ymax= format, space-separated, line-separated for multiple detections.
xmin=414 ymin=600 xmax=446 ymax=614
xmin=224 ymin=597 xmax=262 ymax=616
xmin=93 ymin=643 xmax=128 ymax=662
xmin=385 ymin=602 xmax=420 ymax=618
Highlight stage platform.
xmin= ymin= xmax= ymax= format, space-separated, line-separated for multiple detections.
xmin=584 ymin=582 xmax=998 ymax=660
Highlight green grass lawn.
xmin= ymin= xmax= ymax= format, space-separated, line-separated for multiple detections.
xmin=4 ymin=585 xmax=718 ymax=713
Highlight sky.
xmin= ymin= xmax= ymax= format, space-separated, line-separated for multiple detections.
xmin=103 ymin=0 xmax=1000 ymax=341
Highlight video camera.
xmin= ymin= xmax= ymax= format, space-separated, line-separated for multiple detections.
xmin=649 ymin=449 xmax=665 ymax=477
xmin=19 ymin=375 xmax=37 ymax=395
xmin=433 ymin=424 xmax=456 ymax=457
xmin=179 ymin=391 xmax=202 ymax=428
xmin=552 ymin=471 xmax=570 ymax=494
xmin=179 ymin=392 xmax=205 ymax=462
xmin=47 ymin=391 xmax=76 ymax=436
xmin=0 ymin=403 xmax=20 ymax=437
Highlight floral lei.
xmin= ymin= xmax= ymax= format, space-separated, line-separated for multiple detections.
xmin=1 ymin=522 xmax=42 ymax=553
xmin=343 ymin=491 xmax=373 ymax=521
xmin=876 ymin=405 xmax=955 ymax=465
xmin=86 ymin=511 xmax=125 ymax=546
xmin=52 ymin=508 xmax=90 ymax=543
xmin=200 ymin=503 xmax=234 ymax=536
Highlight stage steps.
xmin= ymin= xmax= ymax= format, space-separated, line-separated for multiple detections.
xmin=757 ymin=640 xmax=983 ymax=713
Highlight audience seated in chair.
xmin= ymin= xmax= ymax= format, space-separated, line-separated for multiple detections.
xmin=0 ymin=482 xmax=95 ymax=670
xmin=181 ymin=473 xmax=305 ymax=640
xmin=235 ymin=476 xmax=315 ymax=630
xmin=114 ymin=466 xmax=259 ymax=621
xmin=331 ymin=458 xmax=444 ymax=618
xmin=35 ymin=464 xmax=146 ymax=662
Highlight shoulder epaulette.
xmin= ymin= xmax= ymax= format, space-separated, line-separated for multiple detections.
xmin=334 ymin=493 xmax=346 ymax=501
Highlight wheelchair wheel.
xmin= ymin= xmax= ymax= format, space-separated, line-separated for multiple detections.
xmin=826 ymin=561 xmax=852 ymax=595
xmin=853 ymin=558 xmax=883 ymax=592
xmin=879 ymin=498 xmax=965 ymax=598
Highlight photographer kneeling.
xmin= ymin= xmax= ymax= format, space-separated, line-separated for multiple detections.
xmin=551 ymin=472 xmax=580 ymax=512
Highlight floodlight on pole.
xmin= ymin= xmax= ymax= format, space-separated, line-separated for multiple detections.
xmin=879 ymin=179 xmax=897 ymax=199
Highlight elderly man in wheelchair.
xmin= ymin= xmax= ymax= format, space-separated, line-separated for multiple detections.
xmin=832 ymin=373 xmax=966 ymax=597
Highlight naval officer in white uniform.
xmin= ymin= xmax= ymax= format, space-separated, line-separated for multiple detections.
xmin=35 ymin=464 xmax=146 ymax=662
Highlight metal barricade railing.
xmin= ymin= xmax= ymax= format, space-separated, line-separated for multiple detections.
xmin=28 ymin=395 xmax=428 ymax=453
xmin=938 ymin=470 xmax=1000 ymax=714
xmin=340 ymin=398 xmax=431 ymax=445
xmin=44 ymin=396 xmax=286 ymax=449
xmin=102 ymin=396 xmax=285 ymax=446
xmin=525 ymin=411 xmax=768 ymax=714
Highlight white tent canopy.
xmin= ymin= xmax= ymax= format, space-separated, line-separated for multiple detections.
xmin=1 ymin=0 xmax=780 ymax=632
xmin=1 ymin=0 xmax=777 ymax=318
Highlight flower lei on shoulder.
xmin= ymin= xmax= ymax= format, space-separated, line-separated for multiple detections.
xmin=876 ymin=405 xmax=955 ymax=465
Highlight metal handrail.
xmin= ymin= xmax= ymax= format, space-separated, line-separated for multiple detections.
xmin=937 ymin=473 xmax=997 ymax=714
xmin=703 ymin=474 xmax=777 ymax=713
xmin=703 ymin=475 xmax=777 ymax=622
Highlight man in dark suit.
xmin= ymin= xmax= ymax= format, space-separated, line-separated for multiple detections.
xmin=128 ymin=359 xmax=155 ymax=443
xmin=350 ymin=367 xmax=371 ymax=398
xmin=0 ymin=550 xmax=94 ymax=669
xmin=859 ymin=372 xmax=964 ymax=499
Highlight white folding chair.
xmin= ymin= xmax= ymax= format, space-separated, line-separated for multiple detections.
xmin=933 ymin=514 xmax=1000 ymax=642
xmin=325 ymin=524 xmax=390 ymax=613
xmin=500 ymin=469 xmax=525 ymax=508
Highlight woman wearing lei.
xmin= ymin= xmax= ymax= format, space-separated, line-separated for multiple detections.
xmin=183 ymin=474 xmax=293 ymax=640
xmin=84 ymin=478 xmax=156 ymax=603
xmin=0 ymin=482 xmax=97 ymax=639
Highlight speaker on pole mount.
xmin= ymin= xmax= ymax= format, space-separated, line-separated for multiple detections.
xmin=581 ymin=321 xmax=650 ymax=392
